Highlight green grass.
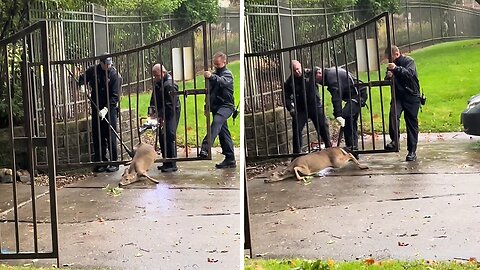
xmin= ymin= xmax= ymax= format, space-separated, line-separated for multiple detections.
xmin=245 ymin=259 xmax=480 ymax=270
xmin=120 ymin=61 xmax=240 ymax=146
xmin=322 ymin=39 xmax=480 ymax=133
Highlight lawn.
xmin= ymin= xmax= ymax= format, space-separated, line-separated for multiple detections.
xmin=119 ymin=61 xmax=240 ymax=146
xmin=245 ymin=258 xmax=480 ymax=270
xmin=321 ymin=39 xmax=480 ymax=133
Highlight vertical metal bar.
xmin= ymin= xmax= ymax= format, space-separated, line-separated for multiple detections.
xmin=299 ymin=48 xmax=311 ymax=153
xmin=154 ymin=45 xmax=161 ymax=153
xmin=91 ymin=4 xmax=97 ymax=57
xmin=117 ymin=55 xmax=124 ymax=160
xmin=41 ymin=21 xmax=60 ymax=266
xmin=140 ymin=11 xmax=146 ymax=98
xmin=320 ymin=43 xmax=326 ymax=148
xmin=342 ymin=35 xmax=354 ymax=151
xmin=324 ymin=2 xmax=331 ymax=65
xmin=202 ymin=22 xmax=211 ymax=159
xmin=136 ymin=51 xmax=141 ymax=144
xmin=278 ymin=52 xmax=290 ymax=154
xmin=419 ymin=9 xmax=423 ymax=44
xmin=209 ymin=23 xmax=213 ymax=68
xmin=430 ymin=4 xmax=434 ymax=42
xmin=192 ymin=29 xmax=200 ymax=154
xmin=224 ymin=8 xmax=229 ymax=58
xmin=362 ymin=27 xmax=375 ymax=150
xmin=246 ymin=56 xmax=258 ymax=156
xmin=83 ymin=61 xmax=92 ymax=161
xmin=94 ymin=58 xmax=102 ymax=164
xmin=180 ymin=36 xmax=188 ymax=157
xmin=375 ymin=19 xmax=387 ymax=149
xmin=309 ymin=45 xmax=321 ymax=148
xmin=106 ymin=55 xmax=113 ymax=163
xmin=391 ymin=13 xmax=396 ymax=45
xmin=290 ymin=1 xmax=296 ymax=46
xmin=166 ymin=40 xmax=173 ymax=161
xmin=21 ymin=37 xmax=39 ymax=253
xmin=73 ymin=63 xmax=81 ymax=162
xmin=126 ymin=54 xmax=134 ymax=151
xmin=255 ymin=54 xmax=269 ymax=156
xmin=352 ymin=30 xmax=365 ymax=150
xmin=288 ymin=50 xmax=300 ymax=154
xmin=267 ymin=54 xmax=280 ymax=154
xmin=61 ymin=64 xmax=70 ymax=163
xmin=244 ymin=168 xmax=252 ymax=258
xmin=385 ymin=13 xmax=398 ymax=152
xmin=406 ymin=0 xmax=411 ymax=53
xmin=5 ymin=44 xmax=20 ymax=254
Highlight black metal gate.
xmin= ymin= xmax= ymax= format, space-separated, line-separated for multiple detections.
xmin=43 ymin=21 xmax=212 ymax=169
xmin=0 ymin=21 xmax=59 ymax=264
xmin=245 ymin=12 xmax=399 ymax=160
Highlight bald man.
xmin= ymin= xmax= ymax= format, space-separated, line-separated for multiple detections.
xmin=284 ymin=60 xmax=331 ymax=154
xmin=149 ymin=64 xmax=180 ymax=172
xmin=385 ymin=45 xmax=421 ymax=161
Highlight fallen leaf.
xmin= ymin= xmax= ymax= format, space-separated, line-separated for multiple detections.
xmin=327 ymin=240 xmax=335 ymax=244
xmin=327 ymin=259 xmax=335 ymax=267
xmin=135 ymin=253 xmax=143 ymax=257
xmin=207 ymin=258 xmax=218 ymax=263
xmin=364 ymin=258 xmax=375 ymax=266
xmin=398 ymin=241 xmax=409 ymax=246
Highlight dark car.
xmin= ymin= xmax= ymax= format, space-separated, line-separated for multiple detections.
xmin=461 ymin=93 xmax=480 ymax=136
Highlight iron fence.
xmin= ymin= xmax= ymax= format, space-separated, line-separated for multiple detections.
xmin=0 ymin=21 xmax=59 ymax=265
xmin=28 ymin=2 xmax=240 ymax=122
xmin=44 ymin=21 xmax=212 ymax=168
xmin=245 ymin=12 xmax=398 ymax=159
xmin=245 ymin=0 xmax=480 ymax=116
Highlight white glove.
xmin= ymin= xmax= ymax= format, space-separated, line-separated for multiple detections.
xmin=336 ymin=116 xmax=345 ymax=127
xmin=99 ymin=107 xmax=108 ymax=120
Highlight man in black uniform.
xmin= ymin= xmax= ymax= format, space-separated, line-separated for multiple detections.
xmin=149 ymin=64 xmax=180 ymax=172
xmin=199 ymin=52 xmax=236 ymax=169
xmin=314 ymin=66 xmax=367 ymax=153
xmin=78 ymin=54 xmax=121 ymax=172
xmin=385 ymin=45 xmax=421 ymax=161
xmin=283 ymin=60 xmax=331 ymax=153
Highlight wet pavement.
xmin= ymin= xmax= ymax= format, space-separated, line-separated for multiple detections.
xmin=0 ymin=148 xmax=240 ymax=270
xmin=247 ymin=133 xmax=480 ymax=261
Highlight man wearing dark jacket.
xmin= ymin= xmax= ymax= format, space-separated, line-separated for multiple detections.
xmin=315 ymin=66 xmax=365 ymax=152
xmin=149 ymin=64 xmax=180 ymax=172
xmin=78 ymin=54 xmax=121 ymax=173
xmin=199 ymin=52 xmax=236 ymax=169
xmin=284 ymin=60 xmax=331 ymax=153
xmin=385 ymin=45 xmax=421 ymax=161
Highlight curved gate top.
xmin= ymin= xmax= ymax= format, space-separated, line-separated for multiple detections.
xmin=244 ymin=12 xmax=399 ymax=160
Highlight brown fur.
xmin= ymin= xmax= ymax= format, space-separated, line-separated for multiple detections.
xmin=265 ymin=147 xmax=368 ymax=183
xmin=120 ymin=143 xmax=159 ymax=186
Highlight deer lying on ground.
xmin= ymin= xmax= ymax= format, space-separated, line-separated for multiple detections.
xmin=265 ymin=147 xmax=368 ymax=183
xmin=120 ymin=143 xmax=159 ymax=186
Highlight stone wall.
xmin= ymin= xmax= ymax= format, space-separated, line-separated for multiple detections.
xmin=245 ymin=107 xmax=321 ymax=158
xmin=0 ymin=110 xmax=138 ymax=168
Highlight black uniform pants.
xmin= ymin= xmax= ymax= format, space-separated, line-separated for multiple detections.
xmin=389 ymin=98 xmax=420 ymax=153
xmin=201 ymin=107 xmax=235 ymax=160
xmin=92 ymin=106 xmax=118 ymax=162
xmin=292 ymin=105 xmax=331 ymax=154
xmin=341 ymin=100 xmax=361 ymax=150
xmin=159 ymin=107 xmax=180 ymax=168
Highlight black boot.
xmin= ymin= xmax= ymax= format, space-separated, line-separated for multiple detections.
xmin=406 ymin=152 xmax=417 ymax=161
xmin=215 ymin=158 xmax=236 ymax=169
xmin=385 ymin=141 xmax=397 ymax=150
